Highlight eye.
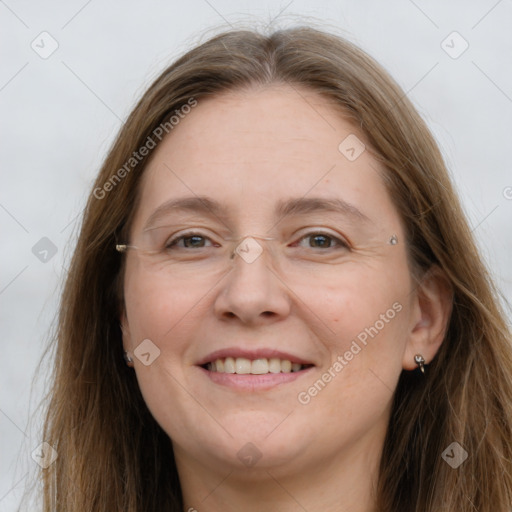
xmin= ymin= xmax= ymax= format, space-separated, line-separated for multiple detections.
xmin=293 ymin=231 xmax=349 ymax=250
xmin=165 ymin=232 xmax=217 ymax=249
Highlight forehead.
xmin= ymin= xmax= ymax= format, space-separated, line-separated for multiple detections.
xmin=131 ymin=85 xmax=399 ymax=232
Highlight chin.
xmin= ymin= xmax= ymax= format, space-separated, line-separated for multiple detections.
xmin=198 ymin=421 xmax=311 ymax=470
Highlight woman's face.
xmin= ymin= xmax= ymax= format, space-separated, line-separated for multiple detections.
xmin=121 ymin=85 xmax=419 ymax=478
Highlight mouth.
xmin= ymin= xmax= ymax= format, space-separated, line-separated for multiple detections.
xmin=196 ymin=349 xmax=315 ymax=390
xmin=201 ymin=357 xmax=314 ymax=374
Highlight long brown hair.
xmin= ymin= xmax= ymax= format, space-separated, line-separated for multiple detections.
xmin=36 ymin=25 xmax=512 ymax=511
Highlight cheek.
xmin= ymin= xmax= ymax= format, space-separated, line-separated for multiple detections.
xmin=297 ymin=255 xmax=411 ymax=396
xmin=122 ymin=272 xmax=206 ymax=437
xmin=297 ymin=286 xmax=407 ymax=442
xmin=123 ymin=265 xmax=208 ymax=342
xmin=301 ymin=262 xmax=408 ymax=341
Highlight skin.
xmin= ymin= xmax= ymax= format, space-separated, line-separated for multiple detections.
xmin=121 ymin=84 xmax=452 ymax=512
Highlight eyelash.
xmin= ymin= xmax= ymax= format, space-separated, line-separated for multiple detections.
xmin=165 ymin=230 xmax=350 ymax=251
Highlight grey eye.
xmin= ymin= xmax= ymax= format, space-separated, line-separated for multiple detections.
xmin=294 ymin=232 xmax=349 ymax=250
xmin=165 ymin=233 xmax=215 ymax=249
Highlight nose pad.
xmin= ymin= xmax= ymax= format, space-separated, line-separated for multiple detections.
xmin=227 ymin=235 xmax=277 ymax=264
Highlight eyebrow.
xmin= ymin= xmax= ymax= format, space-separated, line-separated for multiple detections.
xmin=143 ymin=195 xmax=370 ymax=230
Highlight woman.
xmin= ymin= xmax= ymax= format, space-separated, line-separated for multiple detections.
xmin=39 ymin=26 xmax=512 ymax=511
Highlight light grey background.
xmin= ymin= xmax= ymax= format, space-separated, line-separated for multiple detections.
xmin=1 ymin=0 xmax=511 ymax=509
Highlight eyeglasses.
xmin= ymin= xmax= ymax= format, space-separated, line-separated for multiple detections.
xmin=115 ymin=225 xmax=399 ymax=280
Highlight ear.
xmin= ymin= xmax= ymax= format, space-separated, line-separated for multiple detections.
xmin=402 ymin=265 xmax=453 ymax=370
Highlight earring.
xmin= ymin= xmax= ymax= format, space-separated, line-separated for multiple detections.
xmin=123 ymin=350 xmax=134 ymax=366
xmin=414 ymin=354 xmax=426 ymax=374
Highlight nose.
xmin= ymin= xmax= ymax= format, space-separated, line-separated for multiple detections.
xmin=213 ymin=243 xmax=291 ymax=325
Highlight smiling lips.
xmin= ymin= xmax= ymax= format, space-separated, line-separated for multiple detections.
xmin=205 ymin=357 xmax=311 ymax=374
xmin=197 ymin=349 xmax=315 ymax=376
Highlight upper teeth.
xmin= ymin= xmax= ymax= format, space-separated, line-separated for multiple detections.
xmin=207 ymin=357 xmax=304 ymax=374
